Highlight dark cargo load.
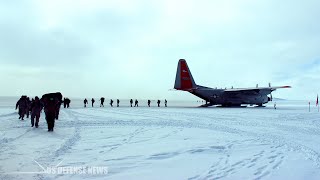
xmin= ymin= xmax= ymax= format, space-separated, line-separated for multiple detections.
xmin=42 ymin=92 xmax=63 ymax=101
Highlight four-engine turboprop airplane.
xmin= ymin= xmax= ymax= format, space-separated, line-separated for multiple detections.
xmin=174 ymin=59 xmax=291 ymax=107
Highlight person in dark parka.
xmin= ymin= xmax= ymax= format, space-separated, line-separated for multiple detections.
xmin=63 ymin=98 xmax=67 ymax=108
xmin=16 ymin=96 xmax=28 ymax=120
xmin=66 ymin=98 xmax=71 ymax=108
xmin=130 ymin=99 xmax=133 ymax=107
xmin=30 ymin=96 xmax=43 ymax=128
xmin=91 ymin=98 xmax=95 ymax=107
xmin=100 ymin=97 xmax=105 ymax=107
xmin=84 ymin=98 xmax=88 ymax=108
xmin=42 ymin=92 xmax=62 ymax=132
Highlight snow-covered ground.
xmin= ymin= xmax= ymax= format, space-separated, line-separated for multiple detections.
xmin=0 ymin=99 xmax=320 ymax=180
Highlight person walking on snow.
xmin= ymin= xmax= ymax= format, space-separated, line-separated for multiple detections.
xmin=16 ymin=96 xmax=28 ymax=120
xmin=63 ymin=98 xmax=71 ymax=108
xmin=30 ymin=96 xmax=43 ymax=128
xmin=84 ymin=98 xmax=88 ymax=108
xmin=63 ymin=98 xmax=67 ymax=108
xmin=100 ymin=97 xmax=105 ymax=107
xmin=130 ymin=99 xmax=133 ymax=107
xmin=91 ymin=98 xmax=95 ymax=107
xmin=110 ymin=99 xmax=114 ymax=107
xmin=42 ymin=93 xmax=62 ymax=132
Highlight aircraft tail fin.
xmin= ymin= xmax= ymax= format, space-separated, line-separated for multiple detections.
xmin=174 ymin=59 xmax=197 ymax=91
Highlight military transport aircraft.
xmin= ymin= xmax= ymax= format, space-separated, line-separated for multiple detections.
xmin=174 ymin=59 xmax=291 ymax=107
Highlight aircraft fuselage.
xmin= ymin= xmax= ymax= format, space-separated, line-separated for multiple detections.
xmin=190 ymin=86 xmax=270 ymax=106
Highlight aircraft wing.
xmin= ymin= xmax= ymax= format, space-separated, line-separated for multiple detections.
xmin=224 ymin=86 xmax=291 ymax=93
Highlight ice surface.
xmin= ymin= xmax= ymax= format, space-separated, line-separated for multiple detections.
xmin=0 ymin=99 xmax=320 ymax=180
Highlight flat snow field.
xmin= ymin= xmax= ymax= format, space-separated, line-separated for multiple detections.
xmin=0 ymin=101 xmax=320 ymax=180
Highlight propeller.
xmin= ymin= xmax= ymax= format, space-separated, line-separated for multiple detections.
xmin=269 ymin=82 xmax=273 ymax=101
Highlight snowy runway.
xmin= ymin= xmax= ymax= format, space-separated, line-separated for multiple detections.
xmin=0 ymin=103 xmax=320 ymax=180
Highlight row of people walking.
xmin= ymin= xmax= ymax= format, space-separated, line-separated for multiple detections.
xmin=83 ymin=98 xmax=168 ymax=108
xmin=84 ymin=97 xmax=107 ymax=107
xmin=16 ymin=93 xmax=168 ymax=132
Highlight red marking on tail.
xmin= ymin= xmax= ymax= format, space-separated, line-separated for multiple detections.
xmin=180 ymin=61 xmax=193 ymax=90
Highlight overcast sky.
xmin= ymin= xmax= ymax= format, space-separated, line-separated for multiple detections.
xmin=0 ymin=0 xmax=319 ymax=101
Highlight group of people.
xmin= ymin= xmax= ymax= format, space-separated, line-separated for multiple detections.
xmin=16 ymin=94 xmax=169 ymax=132
xmin=16 ymin=96 xmax=41 ymax=125
xmin=15 ymin=92 xmax=63 ymax=132
xmin=83 ymin=98 xmax=168 ymax=108
xmin=84 ymin=97 xmax=108 ymax=107
xmin=63 ymin=98 xmax=71 ymax=108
